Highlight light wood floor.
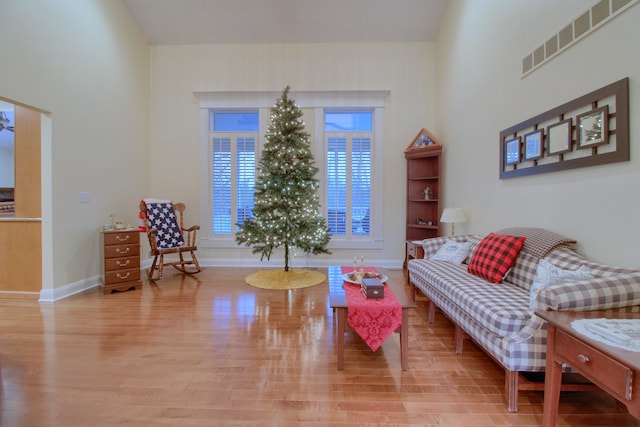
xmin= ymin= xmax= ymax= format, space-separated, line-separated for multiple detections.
xmin=1 ymin=267 xmax=638 ymax=426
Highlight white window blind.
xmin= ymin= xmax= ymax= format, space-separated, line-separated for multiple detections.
xmin=327 ymin=137 xmax=347 ymax=235
xmin=212 ymin=137 xmax=232 ymax=234
xmin=351 ymin=137 xmax=371 ymax=235
xmin=325 ymin=111 xmax=373 ymax=239
xmin=211 ymin=134 xmax=257 ymax=235
xmin=236 ymin=137 xmax=255 ymax=231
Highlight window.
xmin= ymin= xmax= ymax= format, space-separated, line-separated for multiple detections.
xmin=196 ymin=90 xmax=386 ymax=249
xmin=326 ymin=111 xmax=372 ymax=238
xmin=210 ymin=111 xmax=258 ymax=235
xmin=0 ymin=106 xmax=15 ymax=215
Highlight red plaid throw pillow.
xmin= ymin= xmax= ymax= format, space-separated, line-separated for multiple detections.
xmin=467 ymin=233 xmax=526 ymax=284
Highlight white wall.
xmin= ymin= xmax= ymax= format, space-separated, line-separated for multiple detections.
xmin=436 ymin=0 xmax=640 ymax=266
xmin=149 ymin=42 xmax=438 ymax=267
xmin=0 ymin=0 xmax=150 ymax=289
xmin=7 ymin=0 xmax=634 ymax=291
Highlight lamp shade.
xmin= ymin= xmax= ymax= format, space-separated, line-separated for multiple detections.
xmin=440 ymin=208 xmax=467 ymax=224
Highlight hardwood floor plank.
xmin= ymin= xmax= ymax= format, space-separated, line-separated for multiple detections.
xmin=0 ymin=267 xmax=638 ymax=426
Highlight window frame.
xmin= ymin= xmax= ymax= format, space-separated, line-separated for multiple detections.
xmin=196 ymin=90 xmax=387 ymax=249
xmin=315 ymin=107 xmax=383 ymax=249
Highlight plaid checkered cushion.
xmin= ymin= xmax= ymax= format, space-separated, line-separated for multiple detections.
xmin=466 ymin=234 xmax=483 ymax=261
xmin=468 ymin=233 xmax=526 ymax=284
xmin=496 ymin=227 xmax=576 ymax=258
xmin=504 ymin=250 xmax=540 ymax=292
xmin=145 ymin=201 xmax=185 ymax=249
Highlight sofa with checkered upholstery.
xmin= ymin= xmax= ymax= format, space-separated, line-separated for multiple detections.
xmin=407 ymin=227 xmax=640 ymax=412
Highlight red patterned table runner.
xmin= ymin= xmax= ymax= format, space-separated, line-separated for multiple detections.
xmin=341 ymin=266 xmax=402 ymax=351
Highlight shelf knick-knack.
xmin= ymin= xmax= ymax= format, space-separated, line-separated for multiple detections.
xmin=423 ymin=187 xmax=431 ymax=200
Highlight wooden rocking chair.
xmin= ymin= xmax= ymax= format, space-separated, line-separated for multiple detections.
xmin=140 ymin=199 xmax=201 ymax=280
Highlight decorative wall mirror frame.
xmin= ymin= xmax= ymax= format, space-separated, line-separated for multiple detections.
xmin=504 ymin=137 xmax=521 ymax=165
xmin=499 ymin=78 xmax=629 ymax=179
xmin=546 ymin=119 xmax=572 ymax=155
xmin=577 ymin=105 xmax=609 ymax=149
xmin=524 ymin=130 xmax=543 ymax=161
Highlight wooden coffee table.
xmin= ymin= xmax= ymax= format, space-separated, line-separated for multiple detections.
xmin=328 ymin=266 xmax=416 ymax=370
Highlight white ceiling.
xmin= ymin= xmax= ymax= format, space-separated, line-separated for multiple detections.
xmin=122 ymin=0 xmax=449 ymax=45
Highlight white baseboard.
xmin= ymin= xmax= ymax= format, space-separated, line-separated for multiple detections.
xmin=195 ymin=257 xmax=404 ymax=269
xmin=40 ymin=258 xmax=404 ymax=303
xmin=39 ymin=275 xmax=101 ymax=303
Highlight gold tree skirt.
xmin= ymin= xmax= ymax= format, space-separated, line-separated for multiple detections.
xmin=245 ymin=269 xmax=326 ymax=290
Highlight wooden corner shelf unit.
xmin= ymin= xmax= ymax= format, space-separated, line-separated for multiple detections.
xmin=404 ymin=143 xmax=442 ymax=242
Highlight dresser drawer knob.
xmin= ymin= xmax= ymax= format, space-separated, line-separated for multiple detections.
xmin=116 ymin=247 xmax=130 ymax=254
xmin=578 ymin=354 xmax=590 ymax=363
xmin=116 ymin=235 xmax=130 ymax=242
xmin=117 ymin=272 xmax=130 ymax=280
xmin=117 ymin=260 xmax=130 ymax=267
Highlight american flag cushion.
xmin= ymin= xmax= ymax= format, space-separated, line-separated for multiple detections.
xmin=468 ymin=233 xmax=526 ymax=284
xmin=145 ymin=201 xmax=185 ymax=249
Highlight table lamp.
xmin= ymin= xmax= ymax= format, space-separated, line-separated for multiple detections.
xmin=440 ymin=208 xmax=467 ymax=236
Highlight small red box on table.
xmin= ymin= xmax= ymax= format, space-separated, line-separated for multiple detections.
xmin=361 ymin=278 xmax=384 ymax=299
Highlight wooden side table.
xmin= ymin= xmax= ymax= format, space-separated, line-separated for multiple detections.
xmin=102 ymin=229 xmax=142 ymax=295
xmin=404 ymin=240 xmax=424 ymax=269
xmin=536 ymin=310 xmax=640 ymax=426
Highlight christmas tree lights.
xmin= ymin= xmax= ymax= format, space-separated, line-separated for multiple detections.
xmin=236 ymin=86 xmax=331 ymax=271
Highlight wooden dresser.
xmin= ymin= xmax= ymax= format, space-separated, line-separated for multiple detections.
xmin=102 ymin=229 xmax=142 ymax=295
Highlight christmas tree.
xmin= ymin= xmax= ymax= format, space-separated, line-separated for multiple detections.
xmin=236 ymin=86 xmax=331 ymax=271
